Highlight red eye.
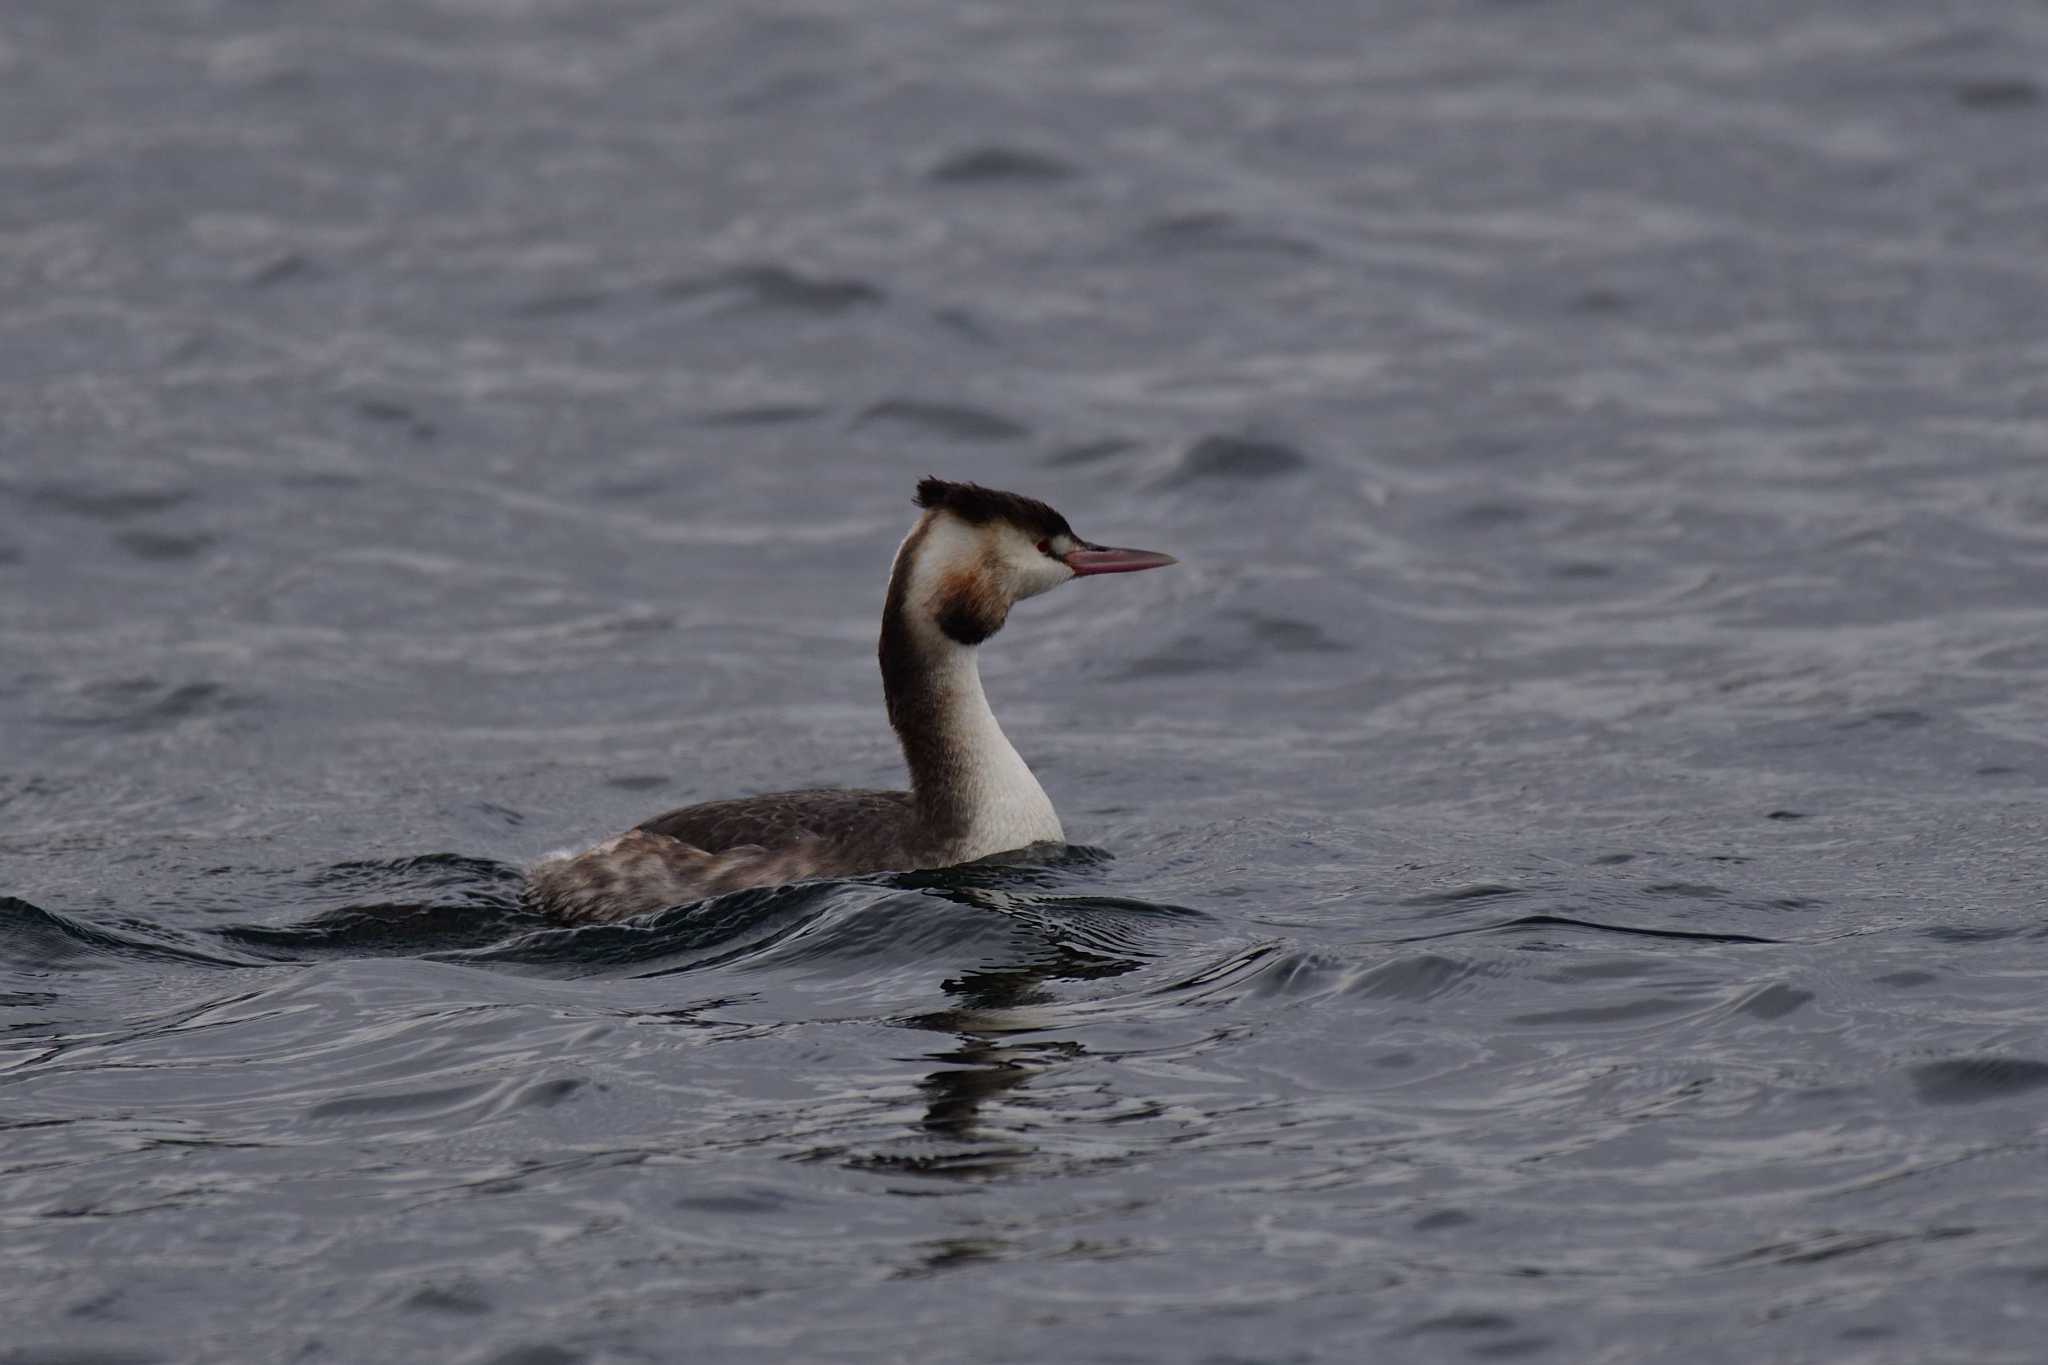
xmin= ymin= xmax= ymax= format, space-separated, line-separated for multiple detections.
xmin=1036 ymin=539 xmax=1052 ymax=556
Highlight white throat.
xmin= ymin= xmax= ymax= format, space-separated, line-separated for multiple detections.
xmin=915 ymin=628 xmax=1064 ymax=858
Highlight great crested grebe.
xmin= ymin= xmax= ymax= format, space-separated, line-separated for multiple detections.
xmin=524 ymin=478 xmax=1177 ymax=922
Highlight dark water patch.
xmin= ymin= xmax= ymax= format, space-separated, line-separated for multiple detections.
xmin=1921 ymin=924 xmax=2017 ymax=943
xmin=1736 ymin=984 xmax=1813 ymax=1020
xmin=1910 ymin=1057 xmax=2048 ymax=1105
xmin=0 ymin=543 xmax=21 ymax=565
xmin=402 ymin=1285 xmax=493 ymax=1316
xmin=281 ymin=470 xmax=364 ymax=490
xmin=1 ymin=990 xmax=62 ymax=1007
xmin=350 ymin=396 xmax=437 ymax=441
xmin=1975 ymin=764 xmax=2019 ymax=777
xmin=1837 ymin=709 xmax=1931 ymax=730
xmin=40 ymin=677 xmax=255 ymax=733
xmin=1414 ymin=1209 xmax=1476 ymax=1231
xmin=512 ymin=288 xmax=612 ymax=319
xmin=661 ymin=264 xmax=883 ymax=317
xmin=930 ymin=306 xmax=994 ymax=342
xmin=1044 ymin=436 xmax=1140 ymax=467
xmin=1115 ymin=634 xmax=1247 ymax=679
xmin=1406 ymin=1311 xmax=1516 ymax=1335
xmin=1450 ymin=501 xmax=1529 ymax=530
xmin=244 ymin=252 xmax=319 ymax=287
xmin=1643 ymin=882 xmax=1727 ymax=899
xmin=1136 ymin=211 xmax=1318 ymax=258
xmin=0 ymin=1349 xmax=168 ymax=1365
xmin=1573 ymin=287 xmax=1631 ymax=314
xmin=853 ymin=398 xmax=1029 ymax=442
xmin=674 ymin=1185 xmax=797 ymax=1215
xmin=693 ymin=402 xmax=828 ymax=427
xmin=113 ymin=529 xmax=215 ymax=562
xmin=1550 ymin=560 xmax=1613 ymax=580
xmin=473 ymin=1345 xmax=584 ymax=1365
xmin=1445 ymin=432 xmax=1528 ymax=462
xmin=1766 ymin=810 xmax=1807 ymax=821
xmin=1717 ymin=1227 xmax=1971 ymax=1268
xmin=926 ymin=146 xmax=1079 ymax=184
xmin=1955 ymin=77 xmax=2040 ymax=109
xmin=1242 ymin=612 xmax=1348 ymax=654
xmin=1591 ymin=853 xmax=1634 ymax=865
xmin=518 ymin=1077 xmax=585 ymax=1108
xmin=23 ymin=484 xmax=192 ymax=521
xmin=305 ymin=1081 xmax=495 ymax=1122
xmin=604 ymin=774 xmax=670 ymax=792
xmin=1157 ymin=435 xmax=1309 ymax=488
xmin=581 ymin=474 xmax=668 ymax=500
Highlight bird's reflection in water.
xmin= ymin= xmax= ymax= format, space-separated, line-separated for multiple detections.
xmin=861 ymin=880 xmax=1169 ymax=1181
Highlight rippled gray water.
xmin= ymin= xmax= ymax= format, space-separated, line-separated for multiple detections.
xmin=7 ymin=1 xmax=2048 ymax=1361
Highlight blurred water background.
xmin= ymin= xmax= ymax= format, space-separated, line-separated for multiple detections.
xmin=6 ymin=1 xmax=2048 ymax=1361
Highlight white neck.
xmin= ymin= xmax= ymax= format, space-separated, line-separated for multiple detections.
xmin=911 ymin=629 xmax=1064 ymax=859
xmin=880 ymin=514 xmax=1065 ymax=859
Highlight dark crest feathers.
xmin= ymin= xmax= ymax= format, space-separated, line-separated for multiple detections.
xmin=914 ymin=477 xmax=1074 ymax=541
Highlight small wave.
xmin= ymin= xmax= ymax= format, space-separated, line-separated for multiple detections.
xmin=1 ymin=896 xmax=256 ymax=972
xmin=220 ymin=902 xmax=537 ymax=961
xmin=1135 ymin=212 xmax=1320 ymax=259
xmin=1155 ymin=434 xmax=1310 ymax=489
xmin=41 ymin=677 xmax=257 ymax=734
xmin=926 ymin=146 xmax=1080 ymax=184
xmin=852 ymin=398 xmax=1030 ymax=443
xmin=451 ymin=867 xmax=1199 ymax=991
xmin=75 ymin=850 xmax=1204 ymax=1027
xmin=1401 ymin=913 xmax=1781 ymax=947
xmin=1399 ymin=882 xmax=1527 ymax=908
xmin=1911 ymin=1057 xmax=2048 ymax=1105
xmin=442 ymin=879 xmax=850 ymax=976
xmin=660 ymin=264 xmax=884 ymax=317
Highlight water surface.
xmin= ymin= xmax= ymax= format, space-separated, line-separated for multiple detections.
xmin=6 ymin=1 xmax=2048 ymax=1361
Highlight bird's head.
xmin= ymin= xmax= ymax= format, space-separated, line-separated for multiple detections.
xmin=894 ymin=477 xmax=1177 ymax=646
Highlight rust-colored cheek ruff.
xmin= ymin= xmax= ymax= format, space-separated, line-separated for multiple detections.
xmin=932 ymin=566 xmax=1007 ymax=647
